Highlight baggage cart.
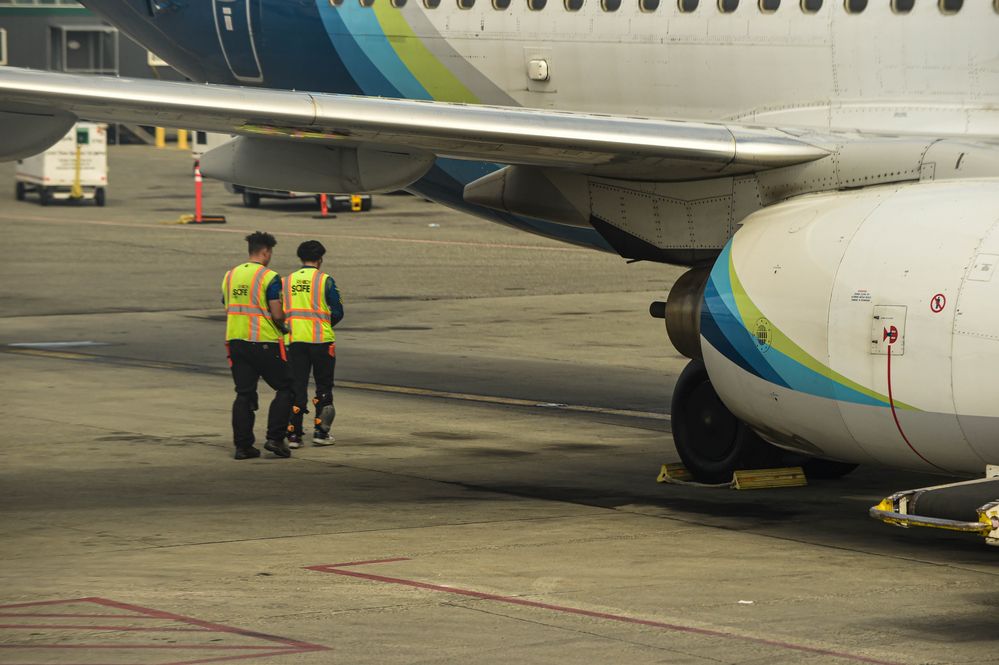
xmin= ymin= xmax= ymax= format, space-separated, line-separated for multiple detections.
xmin=15 ymin=123 xmax=108 ymax=206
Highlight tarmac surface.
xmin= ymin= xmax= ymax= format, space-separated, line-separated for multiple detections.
xmin=0 ymin=145 xmax=997 ymax=664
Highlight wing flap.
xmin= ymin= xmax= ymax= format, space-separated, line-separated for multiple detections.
xmin=0 ymin=67 xmax=829 ymax=180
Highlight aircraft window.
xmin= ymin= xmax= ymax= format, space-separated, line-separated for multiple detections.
xmin=641 ymin=0 xmax=660 ymax=10
xmin=493 ymin=0 xmax=511 ymax=7
xmin=844 ymin=0 xmax=866 ymax=12
xmin=424 ymin=0 xmax=440 ymax=8
xmin=565 ymin=0 xmax=583 ymax=10
xmin=458 ymin=0 xmax=473 ymax=8
xmin=938 ymin=0 xmax=961 ymax=12
xmin=891 ymin=0 xmax=913 ymax=11
xmin=528 ymin=0 xmax=546 ymax=10
xmin=759 ymin=0 xmax=779 ymax=10
xmin=602 ymin=0 xmax=621 ymax=10
xmin=330 ymin=0 xmax=344 ymax=6
xmin=392 ymin=0 xmax=406 ymax=6
xmin=678 ymin=0 xmax=699 ymax=9
xmin=359 ymin=0 xmax=374 ymax=6
xmin=718 ymin=0 xmax=738 ymax=10
xmin=800 ymin=0 xmax=821 ymax=10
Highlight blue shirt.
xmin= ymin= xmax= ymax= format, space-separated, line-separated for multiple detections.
xmin=265 ymin=275 xmax=281 ymax=301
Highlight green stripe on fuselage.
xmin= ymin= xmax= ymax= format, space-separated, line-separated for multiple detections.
xmin=729 ymin=254 xmax=914 ymax=410
xmin=370 ymin=5 xmax=479 ymax=103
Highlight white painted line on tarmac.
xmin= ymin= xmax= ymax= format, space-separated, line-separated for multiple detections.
xmin=9 ymin=341 xmax=109 ymax=348
xmin=0 ymin=212 xmax=589 ymax=253
xmin=2 ymin=345 xmax=667 ymax=421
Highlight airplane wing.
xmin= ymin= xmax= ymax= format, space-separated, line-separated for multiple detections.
xmin=0 ymin=67 xmax=827 ymax=181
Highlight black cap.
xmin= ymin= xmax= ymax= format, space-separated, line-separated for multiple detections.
xmin=297 ymin=240 xmax=327 ymax=262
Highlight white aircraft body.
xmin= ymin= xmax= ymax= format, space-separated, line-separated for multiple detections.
xmin=1 ymin=0 xmax=999 ymax=498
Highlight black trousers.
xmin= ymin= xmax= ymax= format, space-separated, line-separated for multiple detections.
xmin=288 ymin=342 xmax=336 ymax=435
xmin=228 ymin=339 xmax=293 ymax=449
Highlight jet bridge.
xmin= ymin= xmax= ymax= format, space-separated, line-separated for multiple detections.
xmin=870 ymin=467 xmax=999 ymax=546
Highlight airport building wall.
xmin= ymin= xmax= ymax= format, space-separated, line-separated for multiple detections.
xmin=0 ymin=1 xmax=184 ymax=80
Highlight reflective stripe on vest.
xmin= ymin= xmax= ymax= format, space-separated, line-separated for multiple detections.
xmin=222 ymin=263 xmax=282 ymax=342
xmin=282 ymin=268 xmax=334 ymax=344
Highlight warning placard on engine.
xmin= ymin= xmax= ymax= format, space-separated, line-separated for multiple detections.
xmin=871 ymin=305 xmax=907 ymax=356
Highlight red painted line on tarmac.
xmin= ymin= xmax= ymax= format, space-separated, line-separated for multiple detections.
xmin=0 ymin=644 xmax=293 ymax=650
xmin=0 ymin=624 xmax=211 ymax=632
xmin=0 ymin=612 xmax=169 ymax=619
xmin=307 ymin=558 xmax=906 ymax=665
xmin=0 ymin=212 xmax=587 ymax=252
xmin=0 ymin=597 xmax=330 ymax=665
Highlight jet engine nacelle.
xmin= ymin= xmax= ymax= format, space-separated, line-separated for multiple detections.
xmin=0 ymin=108 xmax=77 ymax=161
xmin=699 ymin=180 xmax=999 ymax=476
xmin=199 ymin=136 xmax=435 ymax=193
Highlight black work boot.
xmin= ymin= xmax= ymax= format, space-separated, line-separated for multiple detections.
xmin=264 ymin=439 xmax=291 ymax=458
xmin=234 ymin=446 xmax=261 ymax=460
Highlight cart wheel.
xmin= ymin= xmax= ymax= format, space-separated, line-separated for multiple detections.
xmin=360 ymin=197 xmax=372 ymax=212
xmin=242 ymin=191 xmax=260 ymax=208
xmin=95 ymin=188 xmax=106 ymax=207
xmin=39 ymin=187 xmax=51 ymax=206
xmin=15 ymin=182 xmax=26 ymax=201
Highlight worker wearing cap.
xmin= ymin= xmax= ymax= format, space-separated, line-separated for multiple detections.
xmin=222 ymin=231 xmax=293 ymax=460
xmin=283 ymin=240 xmax=344 ymax=447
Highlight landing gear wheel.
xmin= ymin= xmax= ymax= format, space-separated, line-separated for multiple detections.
xmin=15 ymin=182 xmax=25 ymax=201
xmin=670 ymin=360 xmax=787 ymax=484
xmin=94 ymin=187 xmax=106 ymax=207
xmin=242 ymin=191 xmax=260 ymax=208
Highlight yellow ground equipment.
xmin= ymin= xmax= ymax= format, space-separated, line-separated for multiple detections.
xmin=657 ymin=464 xmax=807 ymax=490
xmin=870 ymin=467 xmax=999 ymax=546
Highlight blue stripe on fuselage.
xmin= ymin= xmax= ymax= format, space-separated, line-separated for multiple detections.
xmin=316 ymin=2 xmax=398 ymax=97
xmin=322 ymin=1 xmax=431 ymax=99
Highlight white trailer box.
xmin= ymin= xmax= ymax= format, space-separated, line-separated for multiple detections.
xmin=15 ymin=122 xmax=108 ymax=206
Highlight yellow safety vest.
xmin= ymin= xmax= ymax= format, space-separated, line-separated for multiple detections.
xmin=283 ymin=268 xmax=335 ymax=344
xmin=222 ymin=262 xmax=283 ymax=342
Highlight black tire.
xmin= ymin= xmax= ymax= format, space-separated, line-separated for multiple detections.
xmin=670 ymin=360 xmax=788 ymax=484
xmin=242 ymin=191 xmax=261 ymax=208
xmin=39 ymin=187 xmax=51 ymax=206
xmin=15 ymin=182 xmax=25 ymax=201
xmin=94 ymin=188 xmax=106 ymax=207
xmin=359 ymin=197 xmax=372 ymax=212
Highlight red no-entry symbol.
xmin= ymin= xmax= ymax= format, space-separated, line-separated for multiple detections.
xmin=931 ymin=293 xmax=946 ymax=313
xmin=883 ymin=325 xmax=899 ymax=345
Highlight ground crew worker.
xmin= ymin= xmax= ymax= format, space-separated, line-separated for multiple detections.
xmin=222 ymin=231 xmax=293 ymax=460
xmin=283 ymin=240 xmax=344 ymax=447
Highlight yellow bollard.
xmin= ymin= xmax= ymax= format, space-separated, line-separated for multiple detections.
xmin=154 ymin=126 xmax=166 ymax=148
xmin=177 ymin=129 xmax=189 ymax=151
xmin=69 ymin=144 xmax=83 ymax=200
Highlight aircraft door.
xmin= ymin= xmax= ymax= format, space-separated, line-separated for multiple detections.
xmin=212 ymin=0 xmax=263 ymax=83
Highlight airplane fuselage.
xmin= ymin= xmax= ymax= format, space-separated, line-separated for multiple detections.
xmin=82 ymin=0 xmax=999 ymax=248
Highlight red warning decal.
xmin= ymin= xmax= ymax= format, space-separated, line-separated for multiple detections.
xmin=883 ymin=326 xmax=899 ymax=345
xmin=930 ymin=293 xmax=946 ymax=313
